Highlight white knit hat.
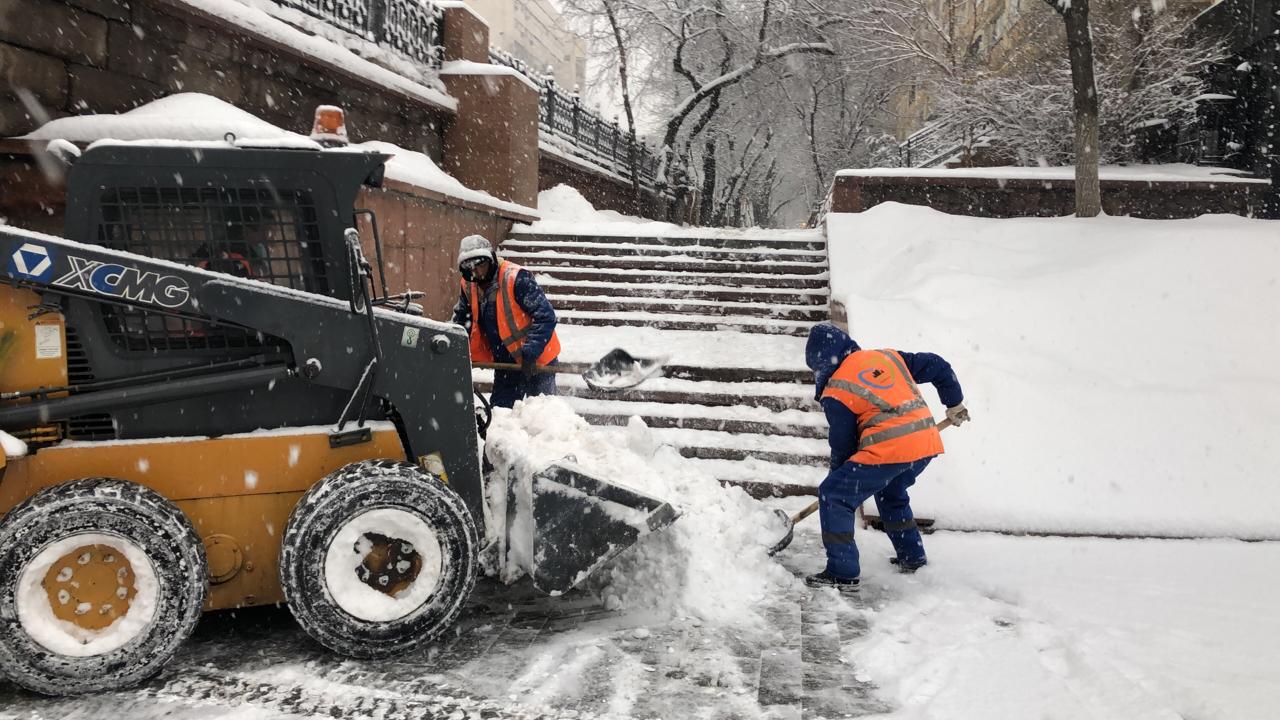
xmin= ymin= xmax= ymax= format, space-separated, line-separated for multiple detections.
xmin=458 ymin=234 xmax=494 ymax=264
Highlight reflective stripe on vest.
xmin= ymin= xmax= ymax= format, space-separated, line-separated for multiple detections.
xmin=461 ymin=260 xmax=560 ymax=366
xmin=858 ymin=415 xmax=937 ymax=451
xmin=821 ymin=349 xmax=943 ymax=464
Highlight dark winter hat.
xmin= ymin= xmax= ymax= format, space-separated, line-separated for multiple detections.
xmin=806 ymin=322 xmax=860 ymax=400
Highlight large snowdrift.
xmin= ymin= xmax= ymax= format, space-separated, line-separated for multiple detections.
xmin=827 ymin=203 xmax=1280 ymax=538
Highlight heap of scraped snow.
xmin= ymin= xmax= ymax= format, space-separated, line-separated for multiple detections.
xmin=483 ymin=396 xmax=797 ymax=624
xmin=827 ymin=202 xmax=1280 ymax=539
xmin=20 ymin=94 xmax=536 ymax=217
xmin=524 ymin=185 xmax=821 ymax=239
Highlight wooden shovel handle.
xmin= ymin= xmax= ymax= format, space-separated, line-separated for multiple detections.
xmin=789 ymin=417 xmax=955 ymax=524
xmin=473 ymin=361 xmax=589 ymax=374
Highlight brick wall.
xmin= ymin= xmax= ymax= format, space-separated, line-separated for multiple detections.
xmin=828 ymin=173 xmax=1276 ymax=220
xmin=357 ymin=182 xmax=526 ymax=321
xmin=0 ymin=0 xmax=449 ymax=159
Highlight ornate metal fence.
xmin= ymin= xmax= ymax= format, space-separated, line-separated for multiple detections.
xmin=272 ymin=0 xmax=444 ymax=69
xmin=489 ymin=49 xmax=662 ymax=189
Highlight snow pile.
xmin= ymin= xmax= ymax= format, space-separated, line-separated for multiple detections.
xmin=840 ymin=529 xmax=1280 ymax=719
xmin=0 ymin=429 xmax=28 ymax=458
xmin=22 ymin=93 xmax=311 ymax=145
xmin=483 ymin=396 xmax=796 ymax=624
xmin=826 ymin=202 xmax=1280 ymax=538
xmin=525 ymin=185 xmax=822 ymax=240
xmin=354 ymin=140 xmax=537 ymax=217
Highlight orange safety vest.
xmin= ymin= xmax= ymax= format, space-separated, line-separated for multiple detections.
xmin=461 ymin=260 xmax=561 ymax=366
xmin=821 ymin=349 xmax=944 ymax=465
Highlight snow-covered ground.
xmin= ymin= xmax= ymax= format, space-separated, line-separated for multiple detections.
xmin=805 ymin=520 xmax=1280 ymax=720
xmin=827 ymin=203 xmax=1280 ymax=539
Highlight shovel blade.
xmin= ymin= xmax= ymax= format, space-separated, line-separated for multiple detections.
xmin=527 ymin=463 xmax=678 ymax=594
xmin=582 ymin=348 xmax=667 ymax=392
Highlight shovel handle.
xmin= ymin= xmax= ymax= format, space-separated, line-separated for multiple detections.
xmin=788 ymin=417 xmax=955 ymax=525
xmin=474 ymin=361 xmax=588 ymax=374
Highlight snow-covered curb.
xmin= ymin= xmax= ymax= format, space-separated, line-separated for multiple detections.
xmin=836 ymin=163 xmax=1268 ymax=184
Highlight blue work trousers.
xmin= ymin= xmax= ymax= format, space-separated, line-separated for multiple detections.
xmin=490 ymin=365 xmax=557 ymax=408
xmin=818 ymin=458 xmax=932 ymax=579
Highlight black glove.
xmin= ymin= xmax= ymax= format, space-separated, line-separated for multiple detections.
xmin=520 ymin=358 xmax=540 ymax=384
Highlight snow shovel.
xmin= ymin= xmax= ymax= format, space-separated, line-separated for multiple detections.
xmin=475 ymin=348 xmax=668 ymax=392
xmin=765 ymin=417 xmax=955 ymax=555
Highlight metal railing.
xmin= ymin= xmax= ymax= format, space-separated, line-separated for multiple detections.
xmin=900 ymin=121 xmax=992 ymax=168
xmin=489 ymin=49 xmax=662 ymax=188
xmin=273 ymin=0 xmax=444 ymax=69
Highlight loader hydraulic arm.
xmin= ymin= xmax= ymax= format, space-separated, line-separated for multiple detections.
xmin=0 ymin=226 xmax=485 ymax=517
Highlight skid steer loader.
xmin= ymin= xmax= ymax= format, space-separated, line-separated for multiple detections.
xmin=0 ymin=140 xmax=675 ymax=696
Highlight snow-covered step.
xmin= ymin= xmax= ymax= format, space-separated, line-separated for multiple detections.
xmin=502 ymin=239 xmax=827 ymax=263
xmin=539 ymin=279 xmax=829 ymax=306
xmin=474 ymin=373 xmax=817 ymax=413
xmin=553 ymin=395 xmax=827 ymax=439
xmin=508 ymin=231 xmax=826 ymax=252
xmin=547 ymin=294 xmax=827 ymax=322
xmin=504 ymin=250 xmax=827 ymax=276
xmin=555 ymin=310 xmax=815 ymax=336
xmin=531 ymin=267 xmax=829 ymax=289
xmin=685 ymin=457 xmax=826 ymax=498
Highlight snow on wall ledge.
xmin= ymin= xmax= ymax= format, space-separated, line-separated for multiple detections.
xmin=169 ymin=0 xmax=456 ymax=112
xmin=22 ymin=94 xmax=536 ymax=219
xmin=827 ymin=202 xmax=1280 ymax=539
xmin=835 ymin=164 xmax=1268 ymax=184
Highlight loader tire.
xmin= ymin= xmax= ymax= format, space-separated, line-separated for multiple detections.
xmin=280 ymin=459 xmax=478 ymax=659
xmin=0 ymin=479 xmax=207 ymax=695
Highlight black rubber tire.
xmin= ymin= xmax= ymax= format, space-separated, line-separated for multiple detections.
xmin=0 ymin=478 xmax=207 ymax=695
xmin=279 ymin=459 xmax=478 ymax=659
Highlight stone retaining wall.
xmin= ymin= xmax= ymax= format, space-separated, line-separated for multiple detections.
xmin=0 ymin=0 xmax=452 ymax=160
xmin=829 ymin=172 xmax=1276 ymax=219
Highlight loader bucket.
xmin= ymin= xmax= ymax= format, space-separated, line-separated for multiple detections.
xmin=500 ymin=462 xmax=678 ymax=595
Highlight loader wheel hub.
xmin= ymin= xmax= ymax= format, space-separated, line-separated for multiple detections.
xmin=42 ymin=543 xmax=138 ymax=631
xmin=356 ymin=531 xmax=423 ymax=597
xmin=322 ymin=507 xmax=444 ymax=623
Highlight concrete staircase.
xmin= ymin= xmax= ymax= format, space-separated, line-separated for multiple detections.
xmin=487 ymin=229 xmax=834 ymax=497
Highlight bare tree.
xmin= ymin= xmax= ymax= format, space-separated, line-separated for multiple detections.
xmin=1044 ymin=0 xmax=1101 ymax=216
xmin=933 ymin=8 xmax=1227 ymax=165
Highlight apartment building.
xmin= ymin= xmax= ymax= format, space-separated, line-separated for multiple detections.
xmin=466 ymin=0 xmax=589 ymax=89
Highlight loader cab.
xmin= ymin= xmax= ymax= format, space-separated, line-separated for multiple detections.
xmin=48 ymin=143 xmax=391 ymax=443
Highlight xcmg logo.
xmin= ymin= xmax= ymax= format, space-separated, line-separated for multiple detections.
xmin=54 ymin=256 xmax=192 ymax=310
xmin=9 ymin=243 xmax=54 ymax=282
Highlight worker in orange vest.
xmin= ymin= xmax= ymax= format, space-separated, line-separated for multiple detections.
xmin=451 ymin=234 xmax=561 ymax=408
xmin=803 ymin=323 xmax=969 ymax=590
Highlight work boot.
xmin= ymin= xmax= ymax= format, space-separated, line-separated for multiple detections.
xmin=804 ymin=571 xmax=859 ymax=592
xmin=889 ymin=557 xmax=927 ymax=574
